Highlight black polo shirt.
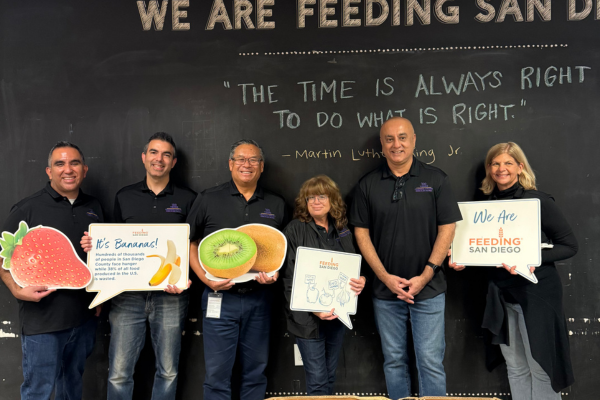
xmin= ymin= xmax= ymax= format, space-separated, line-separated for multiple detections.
xmin=2 ymin=183 xmax=104 ymax=335
xmin=350 ymin=158 xmax=462 ymax=301
xmin=188 ymin=180 xmax=289 ymax=291
xmin=316 ymin=222 xmax=344 ymax=252
xmin=114 ymin=179 xmax=197 ymax=224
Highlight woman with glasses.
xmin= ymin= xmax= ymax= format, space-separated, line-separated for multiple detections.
xmin=282 ymin=175 xmax=366 ymax=395
xmin=450 ymin=142 xmax=577 ymax=400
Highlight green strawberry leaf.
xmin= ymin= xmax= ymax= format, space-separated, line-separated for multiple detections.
xmin=0 ymin=231 xmax=16 ymax=265
xmin=14 ymin=222 xmax=29 ymax=246
xmin=0 ymin=222 xmax=30 ymax=268
xmin=1 ymin=231 xmax=15 ymax=248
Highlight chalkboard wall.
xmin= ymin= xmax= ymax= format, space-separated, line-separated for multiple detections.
xmin=1 ymin=1 xmax=599 ymax=399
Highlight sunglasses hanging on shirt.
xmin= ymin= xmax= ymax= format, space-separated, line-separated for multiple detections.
xmin=392 ymin=176 xmax=406 ymax=202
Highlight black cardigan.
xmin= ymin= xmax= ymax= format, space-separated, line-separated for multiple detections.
xmin=482 ymin=183 xmax=578 ymax=392
xmin=282 ymin=218 xmax=356 ymax=339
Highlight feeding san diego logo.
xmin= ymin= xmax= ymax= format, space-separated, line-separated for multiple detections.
xmin=469 ymin=228 xmax=522 ymax=254
xmin=319 ymin=258 xmax=339 ymax=270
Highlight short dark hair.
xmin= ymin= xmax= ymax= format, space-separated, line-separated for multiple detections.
xmin=229 ymin=139 xmax=265 ymax=162
xmin=143 ymin=132 xmax=177 ymax=158
xmin=47 ymin=141 xmax=86 ymax=167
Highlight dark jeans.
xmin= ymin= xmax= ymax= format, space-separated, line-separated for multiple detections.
xmin=20 ymin=316 xmax=97 ymax=400
xmin=295 ymin=319 xmax=346 ymax=395
xmin=108 ymin=291 xmax=189 ymax=400
xmin=201 ymin=287 xmax=272 ymax=400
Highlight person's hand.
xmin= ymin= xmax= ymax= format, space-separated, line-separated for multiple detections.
xmin=255 ymin=271 xmax=278 ymax=285
xmin=349 ymin=276 xmax=366 ymax=295
xmin=95 ymin=305 xmax=102 ymax=317
xmin=81 ymin=232 xmax=93 ymax=253
xmin=165 ymin=279 xmax=192 ymax=294
xmin=447 ymin=249 xmax=465 ymax=271
xmin=206 ymin=278 xmax=235 ymax=292
xmin=499 ymin=263 xmax=536 ymax=275
xmin=448 ymin=261 xmax=465 ymax=271
xmin=382 ymin=274 xmax=413 ymax=303
xmin=500 ymin=263 xmax=518 ymax=275
xmin=404 ymin=275 xmax=429 ymax=302
xmin=313 ymin=308 xmax=338 ymax=320
xmin=14 ymin=286 xmax=55 ymax=302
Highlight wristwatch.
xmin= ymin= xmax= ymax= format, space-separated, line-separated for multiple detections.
xmin=426 ymin=261 xmax=441 ymax=274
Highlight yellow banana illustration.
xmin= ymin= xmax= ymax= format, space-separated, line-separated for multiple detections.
xmin=166 ymin=240 xmax=181 ymax=285
xmin=147 ymin=240 xmax=181 ymax=286
xmin=148 ymin=261 xmax=172 ymax=286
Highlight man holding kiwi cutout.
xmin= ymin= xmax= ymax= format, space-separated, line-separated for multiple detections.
xmin=188 ymin=139 xmax=288 ymax=400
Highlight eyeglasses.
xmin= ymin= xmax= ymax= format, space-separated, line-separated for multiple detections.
xmin=231 ymin=157 xmax=263 ymax=166
xmin=392 ymin=177 xmax=406 ymax=202
xmin=306 ymin=195 xmax=328 ymax=204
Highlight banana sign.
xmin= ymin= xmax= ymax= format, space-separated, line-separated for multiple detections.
xmin=290 ymin=247 xmax=362 ymax=329
xmin=85 ymin=224 xmax=190 ymax=308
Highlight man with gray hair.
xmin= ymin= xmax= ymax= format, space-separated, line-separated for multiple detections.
xmin=0 ymin=141 xmax=103 ymax=399
xmin=188 ymin=139 xmax=288 ymax=400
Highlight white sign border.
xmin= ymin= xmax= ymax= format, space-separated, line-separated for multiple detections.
xmin=450 ymin=198 xmax=541 ymax=283
xmin=86 ymin=223 xmax=190 ymax=307
xmin=290 ymin=246 xmax=362 ymax=329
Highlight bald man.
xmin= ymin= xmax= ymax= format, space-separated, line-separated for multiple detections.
xmin=349 ymin=118 xmax=462 ymax=399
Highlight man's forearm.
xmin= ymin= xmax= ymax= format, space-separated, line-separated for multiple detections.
xmin=428 ymin=223 xmax=456 ymax=267
xmin=0 ymin=262 xmax=20 ymax=297
xmin=354 ymin=227 xmax=389 ymax=280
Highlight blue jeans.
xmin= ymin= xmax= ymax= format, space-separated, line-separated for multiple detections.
xmin=201 ymin=287 xmax=271 ymax=400
xmin=372 ymin=292 xmax=446 ymax=399
xmin=295 ymin=319 xmax=346 ymax=395
xmin=20 ymin=316 xmax=97 ymax=400
xmin=108 ymin=291 xmax=189 ymax=400
xmin=500 ymin=303 xmax=561 ymax=400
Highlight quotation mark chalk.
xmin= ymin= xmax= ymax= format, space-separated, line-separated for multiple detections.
xmin=521 ymin=99 xmax=526 ymax=106
xmin=224 ymin=81 xmax=230 ymax=88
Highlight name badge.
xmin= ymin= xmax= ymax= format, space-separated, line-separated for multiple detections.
xmin=206 ymin=292 xmax=223 ymax=319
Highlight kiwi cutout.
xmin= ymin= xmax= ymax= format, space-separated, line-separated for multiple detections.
xmin=237 ymin=224 xmax=286 ymax=273
xmin=199 ymin=230 xmax=258 ymax=279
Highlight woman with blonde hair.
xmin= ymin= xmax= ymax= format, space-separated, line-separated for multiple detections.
xmin=451 ymin=142 xmax=578 ymax=399
xmin=282 ymin=175 xmax=366 ymax=395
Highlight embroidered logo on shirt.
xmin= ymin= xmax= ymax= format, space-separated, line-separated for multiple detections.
xmin=339 ymin=228 xmax=351 ymax=238
xmin=166 ymin=203 xmax=182 ymax=213
xmin=415 ymin=182 xmax=433 ymax=192
xmin=86 ymin=210 xmax=99 ymax=220
xmin=260 ymin=209 xmax=276 ymax=219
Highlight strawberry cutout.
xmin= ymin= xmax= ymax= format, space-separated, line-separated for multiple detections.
xmin=0 ymin=221 xmax=92 ymax=289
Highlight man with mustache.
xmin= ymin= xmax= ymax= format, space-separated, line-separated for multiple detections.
xmin=0 ymin=141 xmax=103 ymax=399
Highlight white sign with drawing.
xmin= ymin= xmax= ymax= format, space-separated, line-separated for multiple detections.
xmin=451 ymin=199 xmax=541 ymax=283
xmin=290 ymin=247 xmax=362 ymax=329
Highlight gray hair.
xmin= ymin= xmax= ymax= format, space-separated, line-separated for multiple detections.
xmin=229 ymin=139 xmax=265 ymax=162
xmin=48 ymin=141 xmax=86 ymax=167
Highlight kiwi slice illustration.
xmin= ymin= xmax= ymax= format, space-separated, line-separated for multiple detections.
xmin=237 ymin=224 xmax=286 ymax=273
xmin=199 ymin=230 xmax=258 ymax=279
